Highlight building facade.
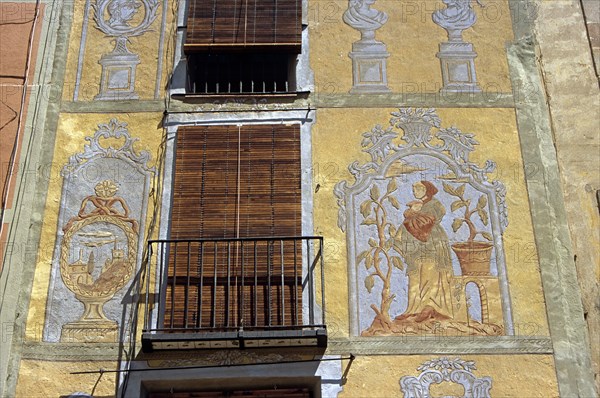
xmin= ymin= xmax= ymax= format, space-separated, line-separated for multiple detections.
xmin=1 ymin=0 xmax=598 ymax=397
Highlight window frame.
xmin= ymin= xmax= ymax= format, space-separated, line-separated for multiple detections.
xmin=164 ymin=124 xmax=304 ymax=332
xmin=142 ymin=118 xmax=325 ymax=352
xmin=170 ymin=0 xmax=310 ymax=98
xmin=129 ymin=370 xmax=325 ymax=398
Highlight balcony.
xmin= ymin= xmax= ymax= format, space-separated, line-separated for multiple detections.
xmin=141 ymin=236 xmax=326 ymax=352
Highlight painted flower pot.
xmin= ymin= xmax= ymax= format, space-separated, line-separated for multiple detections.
xmin=451 ymin=241 xmax=493 ymax=276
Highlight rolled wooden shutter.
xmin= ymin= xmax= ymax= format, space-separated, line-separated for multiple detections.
xmin=170 ymin=125 xmax=239 ymax=239
xmin=170 ymin=124 xmax=301 ymax=239
xmin=185 ymin=0 xmax=302 ymax=53
xmin=167 ymin=124 xmax=302 ymax=330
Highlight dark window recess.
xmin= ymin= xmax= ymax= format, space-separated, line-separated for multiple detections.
xmin=187 ymin=53 xmax=296 ymax=94
xmin=149 ymin=388 xmax=311 ymax=398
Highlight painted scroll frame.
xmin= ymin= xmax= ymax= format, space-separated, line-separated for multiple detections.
xmin=43 ymin=119 xmax=154 ymax=342
xmin=400 ymin=357 xmax=492 ymax=398
xmin=334 ymin=108 xmax=513 ymax=337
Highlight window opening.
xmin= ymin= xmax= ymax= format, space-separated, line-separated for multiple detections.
xmin=165 ymin=125 xmax=302 ymax=331
xmin=187 ymin=53 xmax=295 ymax=94
xmin=148 ymin=387 xmax=312 ymax=398
xmin=183 ymin=0 xmax=302 ymax=95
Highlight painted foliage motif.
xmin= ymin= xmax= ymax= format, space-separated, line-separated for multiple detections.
xmin=400 ymin=357 xmax=492 ymax=398
xmin=335 ymin=108 xmax=512 ymax=337
xmin=43 ymin=119 xmax=154 ymax=342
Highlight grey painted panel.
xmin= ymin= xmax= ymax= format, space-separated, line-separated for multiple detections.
xmin=43 ymin=119 xmax=155 ymax=343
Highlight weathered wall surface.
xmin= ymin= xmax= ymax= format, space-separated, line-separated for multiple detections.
xmin=339 ymin=355 xmax=559 ymax=398
xmin=307 ymin=1 xmax=563 ymax=396
xmin=16 ymin=360 xmax=117 ymax=397
xmin=2 ymin=0 xmax=171 ymax=395
xmin=534 ymin=0 xmax=600 ymax=391
xmin=25 ymin=112 xmax=162 ymax=343
xmin=0 ymin=1 xmax=60 ymax=395
xmin=1 ymin=0 xmax=597 ymax=397
xmin=581 ymin=0 xmax=600 ymax=79
xmin=313 ymin=107 xmax=550 ymax=337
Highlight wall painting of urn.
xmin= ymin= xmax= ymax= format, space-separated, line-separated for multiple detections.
xmin=59 ymin=180 xmax=139 ymax=342
xmin=43 ymin=119 xmax=154 ymax=343
xmin=92 ymin=0 xmax=160 ymax=100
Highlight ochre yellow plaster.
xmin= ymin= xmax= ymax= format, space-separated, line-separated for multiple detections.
xmin=338 ymin=354 xmax=558 ymax=397
xmin=312 ymin=108 xmax=394 ymax=338
xmin=62 ymin=1 xmax=177 ymax=101
xmin=6 ymin=0 xmax=592 ymax=396
xmin=435 ymin=108 xmax=548 ymax=335
xmin=313 ymin=108 xmax=549 ymax=337
xmin=25 ymin=113 xmax=164 ymax=340
xmin=310 ymin=0 xmax=514 ymax=94
xmin=16 ymin=360 xmax=116 ymax=397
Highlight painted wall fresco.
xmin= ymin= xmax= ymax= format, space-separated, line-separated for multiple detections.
xmin=340 ymin=0 xmax=484 ymax=94
xmin=400 ymin=357 xmax=492 ymax=397
xmin=310 ymin=0 xmax=513 ymax=94
xmin=432 ymin=0 xmax=484 ymax=92
xmin=43 ymin=119 xmax=154 ymax=342
xmin=62 ymin=0 xmax=173 ymax=101
xmin=9 ymin=0 xmax=588 ymax=396
xmin=92 ymin=0 xmax=160 ymax=100
xmin=335 ymin=108 xmax=511 ymax=336
xmin=336 ymin=355 xmax=558 ymax=398
xmin=342 ymin=0 xmax=390 ymax=93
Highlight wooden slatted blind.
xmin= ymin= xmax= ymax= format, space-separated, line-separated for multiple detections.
xmin=171 ymin=124 xmax=301 ymax=239
xmin=166 ymin=124 xmax=302 ymax=330
xmin=185 ymin=0 xmax=302 ymax=52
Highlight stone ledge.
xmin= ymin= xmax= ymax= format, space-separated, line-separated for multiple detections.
xmin=312 ymin=93 xmax=515 ymax=108
xmin=61 ymin=100 xmax=166 ymax=113
xmin=21 ymin=342 xmax=122 ymax=361
xmin=326 ymin=336 xmax=553 ymax=355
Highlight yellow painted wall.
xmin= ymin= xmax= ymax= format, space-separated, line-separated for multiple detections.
xmin=313 ymin=108 xmax=549 ymax=337
xmin=14 ymin=0 xmax=569 ymax=396
xmin=62 ymin=1 xmax=177 ymax=101
xmin=16 ymin=360 xmax=116 ymax=397
xmin=339 ymin=355 xmax=558 ymax=398
xmin=310 ymin=0 xmax=514 ymax=94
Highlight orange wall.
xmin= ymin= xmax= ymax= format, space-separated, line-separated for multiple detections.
xmin=0 ymin=3 xmax=44 ymax=211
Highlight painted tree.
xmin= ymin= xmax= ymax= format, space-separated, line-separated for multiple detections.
xmin=356 ymin=178 xmax=405 ymax=326
xmin=443 ymin=182 xmax=492 ymax=242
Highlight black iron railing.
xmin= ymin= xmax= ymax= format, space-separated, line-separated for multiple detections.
xmin=143 ymin=236 xmax=325 ymax=335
